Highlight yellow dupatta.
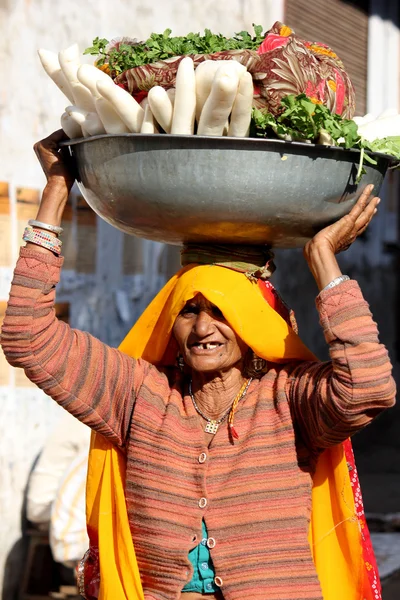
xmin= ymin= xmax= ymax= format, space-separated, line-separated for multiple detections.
xmin=85 ymin=264 xmax=369 ymax=600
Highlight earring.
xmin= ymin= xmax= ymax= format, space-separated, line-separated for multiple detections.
xmin=177 ymin=354 xmax=185 ymax=372
xmin=252 ymin=354 xmax=266 ymax=373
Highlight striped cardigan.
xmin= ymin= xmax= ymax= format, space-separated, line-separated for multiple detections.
xmin=1 ymin=247 xmax=396 ymax=600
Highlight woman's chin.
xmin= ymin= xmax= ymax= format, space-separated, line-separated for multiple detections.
xmin=186 ymin=355 xmax=228 ymax=374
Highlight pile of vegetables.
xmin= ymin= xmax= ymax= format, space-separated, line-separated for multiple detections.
xmin=83 ymin=26 xmax=266 ymax=76
xmin=38 ymin=27 xmax=400 ymax=183
xmin=38 ymin=44 xmax=254 ymax=138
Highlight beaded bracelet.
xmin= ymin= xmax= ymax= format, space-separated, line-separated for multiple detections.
xmin=23 ymin=226 xmax=62 ymax=255
xmin=28 ymin=219 xmax=63 ymax=235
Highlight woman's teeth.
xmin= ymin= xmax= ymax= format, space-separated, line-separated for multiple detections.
xmin=194 ymin=343 xmax=219 ymax=350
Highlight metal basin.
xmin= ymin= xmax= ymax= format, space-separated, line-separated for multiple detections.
xmin=63 ymin=134 xmax=391 ymax=248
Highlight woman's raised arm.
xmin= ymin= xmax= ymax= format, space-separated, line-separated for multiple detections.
xmin=287 ymin=188 xmax=396 ymax=450
xmin=0 ymin=132 xmax=148 ymax=447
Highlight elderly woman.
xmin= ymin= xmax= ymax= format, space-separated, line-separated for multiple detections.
xmin=1 ymin=130 xmax=396 ymax=600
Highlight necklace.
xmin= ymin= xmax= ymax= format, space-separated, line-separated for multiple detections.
xmin=189 ymin=378 xmax=252 ymax=435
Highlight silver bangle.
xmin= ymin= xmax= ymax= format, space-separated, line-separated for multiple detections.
xmin=322 ymin=275 xmax=350 ymax=292
xmin=28 ymin=219 xmax=63 ymax=235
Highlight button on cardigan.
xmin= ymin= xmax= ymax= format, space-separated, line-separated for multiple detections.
xmin=0 ymin=247 xmax=396 ymax=600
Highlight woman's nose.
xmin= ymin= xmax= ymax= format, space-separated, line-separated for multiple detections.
xmin=193 ymin=310 xmax=213 ymax=337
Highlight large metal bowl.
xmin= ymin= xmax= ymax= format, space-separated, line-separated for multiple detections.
xmin=63 ymin=134 xmax=391 ymax=248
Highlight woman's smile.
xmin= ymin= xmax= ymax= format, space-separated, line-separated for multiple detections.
xmin=189 ymin=341 xmax=223 ymax=353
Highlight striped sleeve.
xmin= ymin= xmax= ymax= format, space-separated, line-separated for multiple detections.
xmin=0 ymin=247 xmax=147 ymax=447
xmin=287 ymin=279 xmax=396 ymax=450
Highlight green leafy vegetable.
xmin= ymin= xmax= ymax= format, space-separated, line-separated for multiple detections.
xmin=84 ymin=25 xmax=266 ymax=76
xmin=251 ymin=95 xmax=400 ymax=182
xmin=251 ymin=94 xmax=359 ymax=147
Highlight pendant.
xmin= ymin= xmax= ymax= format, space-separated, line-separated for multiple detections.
xmin=205 ymin=420 xmax=219 ymax=434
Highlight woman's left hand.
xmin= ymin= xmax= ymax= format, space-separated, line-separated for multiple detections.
xmin=303 ymin=184 xmax=380 ymax=291
xmin=305 ymin=184 xmax=380 ymax=255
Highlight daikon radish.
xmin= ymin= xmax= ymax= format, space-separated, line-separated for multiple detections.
xmin=58 ymin=44 xmax=80 ymax=84
xmin=65 ymin=106 xmax=105 ymax=136
xmin=95 ymin=97 xmax=129 ymax=134
xmin=59 ymin=44 xmax=96 ymax=112
xmin=38 ymin=49 xmax=74 ymax=103
xmin=66 ymin=106 xmax=90 ymax=137
xmin=96 ymin=78 xmax=144 ymax=133
xmin=148 ymin=86 xmax=173 ymax=133
xmin=61 ymin=112 xmax=82 ymax=138
xmin=171 ymin=57 xmax=196 ymax=135
xmin=140 ymin=102 xmax=159 ymax=133
xmin=228 ymin=71 xmax=253 ymax=137
xmin=77 ymin=64 xmax=111 ymax=98
xmin=197 ymin=66 xmax=239 ymax=136
xmin=353 ymin=113 xmax=376 ymax=126
xmin=358 ymin=114 xmax=400 ymax=142
xmin=84 ymin=112 xmax=106 ymax=136
xmin=195 ymin=59 xmax=245 ymax=122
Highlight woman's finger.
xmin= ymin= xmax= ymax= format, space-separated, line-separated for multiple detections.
xmin=347 ymin=184 xmax=375 ymax=220
xmin=354 ymin=197 xmax=380 ymax=229
xmin=355 ymin=207 xmax=378 ymax=238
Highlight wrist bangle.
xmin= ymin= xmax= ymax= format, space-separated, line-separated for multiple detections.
xmin=28 ymin=219 xmax=63 ymax=235
xmin=23 ymin=226 xmax=62 ymax=255
xmin=322 ymin=275 xmax=350 ymax=292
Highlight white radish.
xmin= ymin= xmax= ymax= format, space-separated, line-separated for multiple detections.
xmin=195 ymin=59 xmax=245 ymax=122
xmin=95 ymin=97 xmax=129 ymax=134
xmin=58 ymin=44 xmax=80 ymax=84
xmin=96 ymin=78 xmax=144 ymax=133
xmin=59 ymin=44 xmax=96 ymax=112
xmin=38 ymin=49 xmax=74 ymax=103
xmin=84 ymin=112 xmax=106 ymax=136
xmin=353 ymin=113 xmax=376 ymax=126
xmin=61 ymin=112 xmax=82 ymax=139
xmin=66 ymin=106 xmax=90 ymax=137
xmin=70 ymin=83 xmax=96 ymax=112
xmin=140 ymin=102 xmax=159 ymax=133
xmin=171 ymin=57 xmax=196 ymax=135
xmin=357 ymin=114 xmax=400 ymax=142
xmin=228 ymin=71 xmax=254 ymax=137
xmin=197 ymin=66 xmax=240 ymax=136
xmin=147 ymin=86 xmax=173 ymax=133
xmin=66 ymin=106 xmax=105 ymax=137
xmin=77 ymin=64 xmax=111 ymax=99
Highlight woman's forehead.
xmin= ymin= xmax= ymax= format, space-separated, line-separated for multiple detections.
xmin=184 ymin=293 xmax=214 ymax=307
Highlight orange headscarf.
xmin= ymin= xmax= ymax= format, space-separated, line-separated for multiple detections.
xmin=82 ymin=264 xmax=376 ymax=600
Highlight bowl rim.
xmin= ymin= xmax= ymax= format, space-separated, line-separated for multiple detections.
xmin=60 ymin=133 xmax=396 ymax=162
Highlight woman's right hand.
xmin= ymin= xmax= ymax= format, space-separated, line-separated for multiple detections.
xmin=34 ymin=129 xmax=75 ymax=195
xmin=33 ymin=130 xmax=75 ymax=227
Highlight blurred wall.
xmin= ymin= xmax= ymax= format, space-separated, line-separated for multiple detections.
xmin=0 ymin=1 xmax=284 ymax=597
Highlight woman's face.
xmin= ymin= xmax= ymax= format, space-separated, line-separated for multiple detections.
xmin=172 ymin=294 xmax=248 ymax=374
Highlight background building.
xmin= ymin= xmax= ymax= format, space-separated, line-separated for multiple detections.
xmin=0 ymin=0 xmax=399 ymax=597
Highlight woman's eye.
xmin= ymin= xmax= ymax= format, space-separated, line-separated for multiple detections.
xmin=212 ymin=306 xmax=224 ymax=319
xmin=180 ymin=305 xmax=198 ymax=316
